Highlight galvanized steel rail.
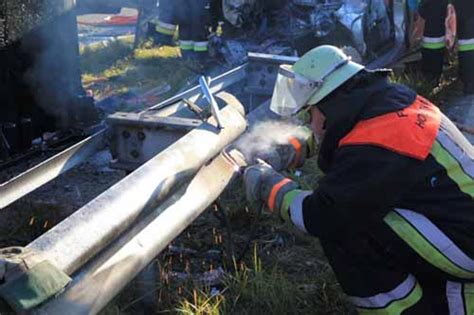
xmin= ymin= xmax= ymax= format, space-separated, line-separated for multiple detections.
xmin=26 ymin=102 xmax=246 ymax=275
xmin=0 ymin=130 xmax=107 ymax=210
xmin=34 ymin=101 xmax=272 ymax=315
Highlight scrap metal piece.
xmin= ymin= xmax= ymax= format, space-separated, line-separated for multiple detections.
xmin=183 ymin=98 xmax=206 ymax=121
xmin=245 ymin=53 xmax=298 ymax=96
xmin=0 ymin=129 xmax=107 ymax=210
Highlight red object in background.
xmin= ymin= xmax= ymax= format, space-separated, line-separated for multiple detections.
xmin=103 ymin=15 xmax=138 ymax=26
xmin=78 ymin=14 xmax=138 ymax=26
xmin=445 ymin=4 xmax=457 ymax=51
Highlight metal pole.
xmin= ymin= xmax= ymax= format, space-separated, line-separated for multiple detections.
xmin=0 ymin=129 xmax=107 ymax=210
xmin=26 ymin=101 xmax=246 ymax=275
xmin=34 ymin=146 xmax=242 ymax=315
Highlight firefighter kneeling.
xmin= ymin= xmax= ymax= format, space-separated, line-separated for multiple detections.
xmin=244 ymin=45 xmax=474 ymax=314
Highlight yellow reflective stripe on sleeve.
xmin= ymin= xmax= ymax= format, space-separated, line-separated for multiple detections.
xmin=459 ymin=44 xmax=474 ymax=52
xmin=156 ymin=26 xmax=176 ymax=36
xmin=384 ymin=211 xmax=474 ymax=279
xmin=280 ymin=190 xmax=298 ymax=223
xmin=281 ymin=190 xmax=311 ymax=233
xmin=431 ymin=140 xmax=474 ymax=198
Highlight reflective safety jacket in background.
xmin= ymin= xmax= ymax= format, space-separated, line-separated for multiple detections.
xmin=154 ymin=0 xmax=211 ymax=54
xmin=282 ymin=72 xmax=474 ymax=313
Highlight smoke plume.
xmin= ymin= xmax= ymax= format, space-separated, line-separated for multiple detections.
xmin=233 ymin=119 xmax=312 ymax=166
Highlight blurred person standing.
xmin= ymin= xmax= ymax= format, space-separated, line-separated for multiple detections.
xmin=151 ymin=0 xmax=211 ymax=61
xmin=414 ymin=0 xmax=474 ymax=95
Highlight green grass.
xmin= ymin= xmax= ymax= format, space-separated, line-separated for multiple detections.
xmin=389 ymin=70 xmax=437 ymax=99
xmin=172 ymin=237 xmax=349 ymax=315
xmin=177 ymin=288 xmax=224 ymax=315
xmin=80 ymin=38 xmax=135 ymax=75
xmin=80 ymin=39 xmax=198 ymax=110
xmin=389 ymin=54 xmax=464 ymax=109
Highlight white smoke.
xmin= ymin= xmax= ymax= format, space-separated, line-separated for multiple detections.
xmin=233 ymin=119 xmax=310 ymax=163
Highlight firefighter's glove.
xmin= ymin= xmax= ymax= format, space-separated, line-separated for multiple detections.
xmin=249 ymin=126 xmax=317 ymax=171
xmin=0 ymin=247 xmax=71 ymax=312
xmin=277 ymin=127 xmax=317 ymax=170
xmin=244 ymin=163 xmax=299 ymax=218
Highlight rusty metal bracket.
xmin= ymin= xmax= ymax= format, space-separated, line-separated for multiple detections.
xmin=183 ymin=98 xmax=207 ymax=121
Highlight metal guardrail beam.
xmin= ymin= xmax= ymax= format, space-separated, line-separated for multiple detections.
xmin=34 ymin=101 xmax=273 ymax=315
xmin=0 ymin=130 xmax=107 ymax=210
xmin=26 ymin=101 xmax=247 ymax=275
xmin=35 ymin=149 xmax=241 ymax=314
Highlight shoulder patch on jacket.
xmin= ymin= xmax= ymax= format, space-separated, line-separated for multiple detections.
xmin=339 ymin=96 xmax=441 ymax=160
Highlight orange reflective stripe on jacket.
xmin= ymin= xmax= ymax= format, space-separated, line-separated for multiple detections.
xmin=339 ymin=96 xmax=441 ymax=160
xmin=289 ymin=137 xmax=303 ymax=169
xmin=268 ymin=178 xmax=292 ymax=212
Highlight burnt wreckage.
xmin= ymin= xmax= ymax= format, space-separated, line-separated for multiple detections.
xmin=212 ymin=0 xmax=404 ymax=66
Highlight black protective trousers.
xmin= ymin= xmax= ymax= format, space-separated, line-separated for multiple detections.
xmin=419 ymin=0 xmax=474 ymax=94
xmin=158 ymin=0 xmax=210 ymax=51
xmin=320 ymin=220 xmax=474 ymax=314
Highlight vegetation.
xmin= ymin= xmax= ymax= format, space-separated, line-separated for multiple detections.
xmin=80 ymin=38 xmax=199 ymax=111
xmin=390 ymin=52 xmax=464 ymax=107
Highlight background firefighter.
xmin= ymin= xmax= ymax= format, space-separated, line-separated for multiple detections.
xmin=415 ymin=0 xmax=474 ymax=95
xmin=243 ymin=45 xmax=474 ymax=313
xmin=150 ymin=0 xmax=211 ymax=60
